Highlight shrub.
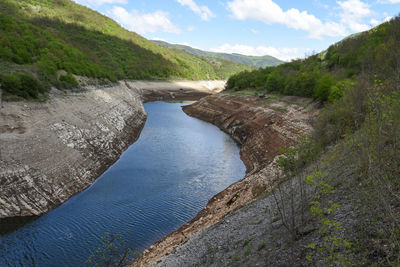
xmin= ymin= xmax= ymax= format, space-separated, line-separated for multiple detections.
xmin=19 ymin=74 xmax=42 ymax=98
xmin=1 ymin=73 xmax=43 ymax=99
xmin=314 ymin=74 xmax=334 ymax=102
xmin=265 ymin=71 xmax=283 ymax=92
xmin=1 ymin=73 xmax=21 ymax=94
xmin=59 ymin=73 xmax=78 ymax=87
xmin=328 ymin=79 xmax=354 ymax=103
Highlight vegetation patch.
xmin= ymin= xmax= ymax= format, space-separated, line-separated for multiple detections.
xmin=0 ymin=0 xmax=251 ymax=100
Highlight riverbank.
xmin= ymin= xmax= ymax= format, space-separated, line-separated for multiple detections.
xmin=135 ymin=93 xmax=318 ymax=266
xmin=0 ymin=80 xmax=225 ymax=226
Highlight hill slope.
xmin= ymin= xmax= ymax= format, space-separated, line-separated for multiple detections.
xmin=214 ymin=16 xmax=400 ymax=265
xmin=153 ymin=40 xmax=284 ymax=68
xmin=0 ymin=0 xmax=251 ymax=99
xmin=135 ymin=17 xmax=400 ymax=266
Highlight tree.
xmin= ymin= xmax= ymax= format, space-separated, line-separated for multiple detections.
xmin=314 ymin=74 xmax=334 ymax=102
xmin=265 ymin=71 xmax=283 ymax=92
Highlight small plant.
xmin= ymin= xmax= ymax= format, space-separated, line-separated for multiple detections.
xmin=59 ymin=72 xmax=78 ymax=87
xmin=86 ymin=232 xmax=132 ymax=267
xmin=306 ymin=173 xmax=353 ymax=265
xmin=245 ymin=247 xmax=251 ymax=256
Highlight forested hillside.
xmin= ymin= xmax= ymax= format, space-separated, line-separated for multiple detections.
xmin=153 ymin=40 xmax=284 ymax=68
xmin=225 ymin=16 xmax=400 ymax=265
xmin=0 ymin=0 xmax=251 ymax=99
xmin=226 ymin=17 xmax=400 ymax=102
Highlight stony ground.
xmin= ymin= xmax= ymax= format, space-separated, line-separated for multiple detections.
xmin=150 ymin=145 xmax=362 ymax=267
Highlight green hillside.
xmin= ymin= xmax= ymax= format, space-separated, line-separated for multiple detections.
xmin=0 ymin=0 xmax=251 ymax=99
xmin=153 ymin=40 xmax=284 ymax=68
xmin=226 ymin=17 xmax=400 ymax=102
xmin=226 ymin=17 xmax=400 ymax=265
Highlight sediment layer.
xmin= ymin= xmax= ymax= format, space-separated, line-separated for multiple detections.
xmin=0 ymin=80 xmax=224 ymax=219
xmin=137 ymin=93 xmax=317 ymax=266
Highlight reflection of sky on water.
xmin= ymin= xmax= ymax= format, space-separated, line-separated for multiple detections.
xmin=0 ymin=101 xmax=245 ymax=267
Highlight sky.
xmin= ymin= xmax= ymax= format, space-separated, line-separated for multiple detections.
xmin=72 ymin=0 xmax=400 ymax=61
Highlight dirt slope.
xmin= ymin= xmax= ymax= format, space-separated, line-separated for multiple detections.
xmin=136 ymin=93 xmax=318 ymax=266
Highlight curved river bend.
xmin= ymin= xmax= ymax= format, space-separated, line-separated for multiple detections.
xmin=0 ymin=101 xmax=246 ymax=266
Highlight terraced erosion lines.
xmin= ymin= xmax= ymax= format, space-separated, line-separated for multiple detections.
xmin=136 ymin=93 xmax=318 ymax=266
xmin=0 ymin=80 xmax=224 ymax=220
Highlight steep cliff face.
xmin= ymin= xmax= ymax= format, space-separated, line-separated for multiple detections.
xmin=0 ymin=83 xmax=146 ymax=218
xmin=0 ymin=80 xmax=224 ymax=220
xmin=137 ymin=93 xmax=318 ymax=265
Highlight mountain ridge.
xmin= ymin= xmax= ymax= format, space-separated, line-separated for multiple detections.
xmin=153 ymin=40 xmax=284 ymax=68
xmin=0 ymin=0 xmax=252 ymax=100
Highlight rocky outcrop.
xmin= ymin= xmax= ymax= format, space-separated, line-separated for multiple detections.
xmin=137 ymin=93 xmax=318 ymax=266
xmin=0 ymin=80 xmax=225 ymax=220
xmin=0 ymin=83 xmax=146 ymax=218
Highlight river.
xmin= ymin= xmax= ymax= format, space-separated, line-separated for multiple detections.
xmin=0 ymin=101 xmax=245 ymax=266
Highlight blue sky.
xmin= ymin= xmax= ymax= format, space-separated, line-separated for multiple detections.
xmin=72 ymin=0 xmax=400 ymax=61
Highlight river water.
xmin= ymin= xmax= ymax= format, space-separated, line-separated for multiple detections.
xmin=0 ymin=101 xmax=246 ymax=266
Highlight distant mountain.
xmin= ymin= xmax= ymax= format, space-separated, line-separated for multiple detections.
xmin=153 ymin=40 xmax=284 ymax=68
xmin=0 ymin=0 xmax=253 ymax=99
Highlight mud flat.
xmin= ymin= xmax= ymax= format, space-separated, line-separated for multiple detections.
xmin=136 ymin=93 xmax=318 ymax=266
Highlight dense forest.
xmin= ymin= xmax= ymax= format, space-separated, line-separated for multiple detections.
xmin=0 ymin=0 xmax=252 ymax=99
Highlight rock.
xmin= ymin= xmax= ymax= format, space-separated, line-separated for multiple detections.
xmin=0 ymin=80 xmax=221 ymax=220
xmin=136 ymin=93 xmax=317 ymax=266
xmin=0 ymin=82 xmax=147 ymax=219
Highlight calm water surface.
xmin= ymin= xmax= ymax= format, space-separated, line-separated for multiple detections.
xmin=0 ymin=102 xmax=245 ymax=267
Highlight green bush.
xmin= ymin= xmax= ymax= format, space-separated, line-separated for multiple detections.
xmin=265 ymin=71 xmax=283 ymax=92
xmin=1 ymin=73 xmax=21 ymax=94
xmin=59 ymin=73 xmax=78 ymax=87
xmin=314 ymin=74 xmax=334 ymax=102
xmin=1 ymin=73 xmax=43 ymax=99
xmin=328 ymin=79 xmax=353 ymax=103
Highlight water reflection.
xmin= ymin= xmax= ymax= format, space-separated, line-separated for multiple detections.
xmin=0 ymin=101 xmax=246 ymax=267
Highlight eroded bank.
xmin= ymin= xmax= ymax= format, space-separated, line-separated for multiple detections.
xmin=0 ymin=80 xmax=223 ymax=222
xmin=136 ymin=93 xmax=318 ymax=266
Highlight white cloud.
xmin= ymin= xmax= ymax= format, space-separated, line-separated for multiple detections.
xmin=227 ymin=0 xmax=347 ymax=39
xmin=109 ymin=6 xmax=181 ymax=34
xmin=377 ymin=0 xmax=400 ymax=3
xmin=337 ymin=0 xmax=371 ymax=32
xmin=153 ymin=37 xmax=167 ymax=42
xmin=210 ymin=43 xmax=308 ymax=61
xmin=250 ymin=29 xmax=259 ymax=34
xmin=370 ymin=18 xmax=380 ymax=26
xmin=176 ymin=0 xmax=215 ymax=20
xmin=384 ymin=16 xmax=393 ymax=21
xmin=73 ymin=0 xmax=127 ymax=6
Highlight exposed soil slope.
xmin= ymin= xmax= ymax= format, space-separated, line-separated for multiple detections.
xmin=136 ymin=93 xmax=318 ymax=266
xmin=0 ymin=80 xmax=224 ymax=220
